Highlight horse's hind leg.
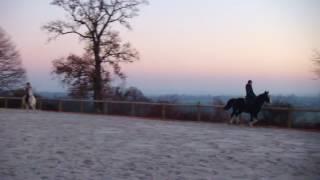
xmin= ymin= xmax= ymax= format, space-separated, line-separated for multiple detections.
xmin=236 ymin=113 xmax=241 ymax=124
xmin=232 ymin=110 xmax=239 ymax=125
xmin=32 ymin=103 xmax=37 ymax=111
xmin=229 ymin=111 xmax=236 ymax=124
xmin=25 ymin=103 xmax=29 ymax=112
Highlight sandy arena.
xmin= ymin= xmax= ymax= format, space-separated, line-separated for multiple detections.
xmin=0 ymin=109 xmax=319 ymax=180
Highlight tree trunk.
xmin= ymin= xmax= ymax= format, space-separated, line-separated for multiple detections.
xmin=93 ymin=44 xmax=103 ymax=112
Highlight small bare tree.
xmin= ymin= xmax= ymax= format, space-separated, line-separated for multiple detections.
xmin=0 ymin=27 xmax=26 ymax=91
xmin=43 ymin=0 xmax=147 ymax=111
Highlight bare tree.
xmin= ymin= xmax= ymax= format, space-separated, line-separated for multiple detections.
xmin=52 ymin=53 xmax=113 ymax=99
xmin=0 ymin=27 xmax=26 ymax=91
xmin=42 ymin=0 xmax=147 ymax=110
xmin=313 ymin=50 xmax=320 ymax=79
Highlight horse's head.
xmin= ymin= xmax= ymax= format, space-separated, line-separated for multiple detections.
xmin=262 ymin=91 xmax=271 ymax=104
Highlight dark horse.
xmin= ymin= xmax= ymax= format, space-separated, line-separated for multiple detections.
xmin=224 ymin=91 xmax=271 ymax=127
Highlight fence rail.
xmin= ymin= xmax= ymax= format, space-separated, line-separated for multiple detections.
xmin=1 ymin=96 xmax=319 ymax=129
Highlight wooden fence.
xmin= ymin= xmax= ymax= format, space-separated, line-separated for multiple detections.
xmin=1 ymin=96 xmax=319 ymax=128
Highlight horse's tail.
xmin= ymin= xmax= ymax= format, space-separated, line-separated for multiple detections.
xmin=224 ymin=99 xmax=234 ymax=110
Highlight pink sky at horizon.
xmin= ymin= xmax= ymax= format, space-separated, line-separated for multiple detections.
xmin=0 ymin=0 xmax=319 ymax=95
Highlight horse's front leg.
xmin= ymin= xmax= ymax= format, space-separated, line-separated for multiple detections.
xmin=249 ymin=114 xmax=258 ymax=127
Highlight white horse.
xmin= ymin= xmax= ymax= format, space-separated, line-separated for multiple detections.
xmin=22 ymin=95 xmax=37 ymax=110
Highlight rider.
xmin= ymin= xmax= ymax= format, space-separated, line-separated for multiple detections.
xmin=25 ymin=82 xmax=33 ymax=104
xmin=245 ymin=80 xmax=256 ymax=106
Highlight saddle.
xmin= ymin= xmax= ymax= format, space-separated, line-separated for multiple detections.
xmin=245 ymin=97 xmax=255 ymax=107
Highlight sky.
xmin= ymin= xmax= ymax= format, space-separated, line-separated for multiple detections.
xmin=0 ymin=0 xmax=319 ymax=96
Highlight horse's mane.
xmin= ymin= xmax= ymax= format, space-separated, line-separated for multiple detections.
xmin=256 ymin=92 xmax=268 ymax=101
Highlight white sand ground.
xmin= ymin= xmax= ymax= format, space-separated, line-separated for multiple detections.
xmin=0 ymin=109 xmax=319 ymax=180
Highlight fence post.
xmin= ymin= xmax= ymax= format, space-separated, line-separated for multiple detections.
xmin=197 ymin=102 xmax=201 ymax=121
xmin=38 ymin=99 xmax=42 ymax=110
xmin=80 ymin=101 xmax=84 ymax=113
xmin=287 ymin=108 xmax=293 ymax=128
xmin=101 ymin=101 xmax=105 ymax=114
xmin=4 ymin=98 xmax=8 ymax=108
xmin=21 ymin=98 xmax=24 ymax=109
xmin=162 ymin=104 xmax=166 ymax=119
xmin=105 ymin=102 xmax=108 ymax=114
xmin=58 ymin=100 xmax=63 ymax=112
xmin=131 ymin=103 xmax=135 ymax=116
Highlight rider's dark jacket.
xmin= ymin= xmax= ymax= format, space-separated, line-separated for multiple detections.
xmin=245 ymin=83 xmax=256 ymax=100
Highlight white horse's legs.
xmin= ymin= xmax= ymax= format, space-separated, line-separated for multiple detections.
xmin=30 ymin=97 xmax=36 ymax=111
xmin=28 ymin=102 xmax=32 ymax=111
xmin=31 ymin=103 xmax=36 ymax=111
xmin=22 ymin=96 xmax=37 ymax=112
xmin=25 ymin=103 xmax=29 ymax=112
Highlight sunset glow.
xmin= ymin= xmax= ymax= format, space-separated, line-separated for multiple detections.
xmin=0 ymin=0 xmax=319 ymax=95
